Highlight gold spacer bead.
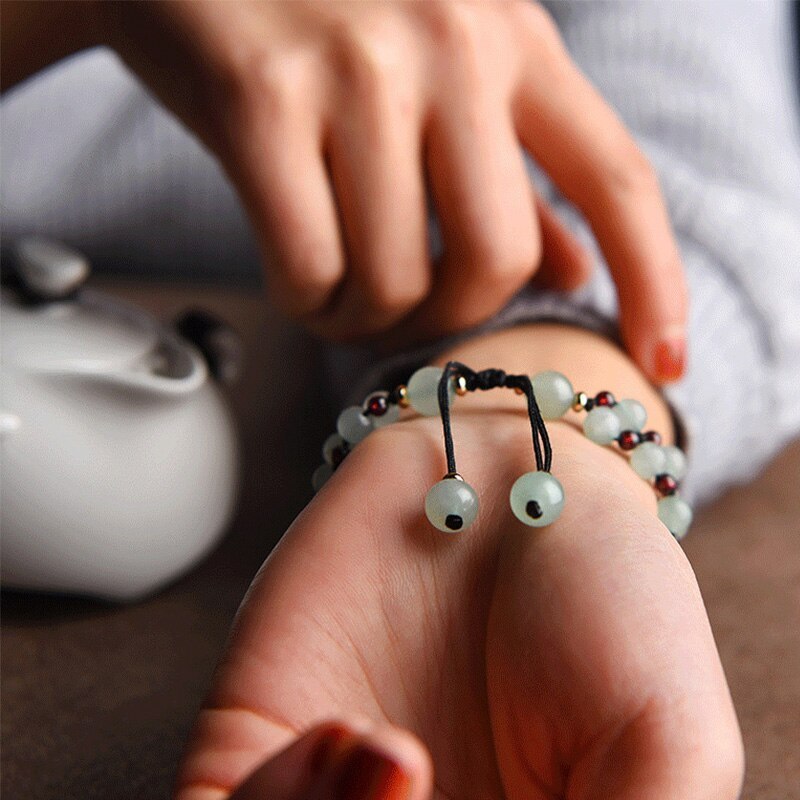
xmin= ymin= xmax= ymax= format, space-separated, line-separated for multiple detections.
xmin=397 ymin=385 xmax=410 ymax=409
xmin=455 ymin=376 xmax=468 ymax=396
xmin=572 ymin=391 xmax=589 ymax=412
xmin=513 ymin=386 xmax=525 ymax=396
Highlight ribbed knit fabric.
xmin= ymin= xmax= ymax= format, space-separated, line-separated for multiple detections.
xmin=2 ymin=2 xmax=799 ymax=506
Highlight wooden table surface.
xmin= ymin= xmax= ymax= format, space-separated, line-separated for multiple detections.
xmin=2 ymin=282 xmax=799 ymax=799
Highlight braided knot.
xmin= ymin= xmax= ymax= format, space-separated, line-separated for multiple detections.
xmin=468 ymin=368 xmax=508 ymax=391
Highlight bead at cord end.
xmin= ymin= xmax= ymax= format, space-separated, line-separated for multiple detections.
xmin=425 ymin=476 xmax=479 ymax=533
xmin=509 ymin=471 xmax=565 ymax=527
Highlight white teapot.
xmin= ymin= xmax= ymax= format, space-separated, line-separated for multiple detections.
xmin=1 ymin=239 xmax=240 ymax=601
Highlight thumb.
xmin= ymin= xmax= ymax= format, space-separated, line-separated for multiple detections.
xmin=223 ymin=721 xmax=432 ymax=800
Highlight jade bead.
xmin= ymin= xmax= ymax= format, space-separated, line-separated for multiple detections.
xmin=311 ymin=463 xmax=333 ymax=492
xmin=322 ymin=433 xmax=346 ymax=465
xmin=662 ymin=445 xmax=688 ymax=480
xmin=407 ymin=366 xmax=454 ymax=416
xmin=337 ymin=406 xmax=372 ymax=445
xmin=657 ymin=495 xmax=693 ymax=539
xmin=583 ymin=406 xmax=622 ymax=445
xmin=614 ymin=398 xmax=648 ymax=432
xmin=630 ymin=442 xmax=667 ymax=479
xmin=425 ymin=478 xmax=479 ymax=532
xmin=509 ymin=471 xmax=565 ymax=527
xmin=531 ymin=370 xmax=574 ymax=420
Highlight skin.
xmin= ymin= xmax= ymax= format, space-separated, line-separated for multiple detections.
xmin=3 ymin=0 xmax=687 ymax=381
xmin=175 ymin=325 xmax=744 ymax=800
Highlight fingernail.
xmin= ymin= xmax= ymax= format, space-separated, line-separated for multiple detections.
xmin=653 ymin=336 xmax=686 ymax=382
xmin=332 ymin=744 xmax=411 ymax=800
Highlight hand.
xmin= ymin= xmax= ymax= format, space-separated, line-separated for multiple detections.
xmin=92 ymin=1 xmax=686 ymax=381
xmin=174 ymin=337 xmax=741 ymax=799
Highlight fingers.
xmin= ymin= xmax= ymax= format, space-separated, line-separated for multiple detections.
xmin=225 ymin=79 xmax=345 ymax=319
xmin=418 ymin=104 xmax=541 ymax=336
xmin=512 ymin=3 xmax=688 ymax=384
xmin=531 ymin=194 xmax=593 ymax=291
xmin=228 ymin=722 xmax=430 ymax=800
xmin=322 ymin=51 xmax=430 ymax=338
xmin=176 ymin=719 xmax=432 ymax=800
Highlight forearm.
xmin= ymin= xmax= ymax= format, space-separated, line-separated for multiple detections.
xmin=0 ymin=1 xmax=101 ymax=91
xmin=432 ymin=323 xmax=675 ymax=445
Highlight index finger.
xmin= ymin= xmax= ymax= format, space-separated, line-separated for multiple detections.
xmin=512 ymin=6 xmax=688 ymax=384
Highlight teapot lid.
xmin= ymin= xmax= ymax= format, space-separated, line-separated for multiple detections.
xmin=2 ymin=288 xmax=162 ymax=372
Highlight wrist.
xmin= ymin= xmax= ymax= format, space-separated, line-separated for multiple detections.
xmin=430 ymin=323 xmax=675 ymax=445
xmin=396 ymin=407 xmax=658 ymax=516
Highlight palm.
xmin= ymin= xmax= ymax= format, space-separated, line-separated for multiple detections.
xmin=177 ymin=414 xmax=741 ymax=800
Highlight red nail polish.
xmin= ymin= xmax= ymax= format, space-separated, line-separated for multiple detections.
xmin=654 ymin=337 xmax=686 ymax=382
xmin=332 ymin=745 xmax=411 ymax=800
xmin=309 ymin=725 xmax=357 ymax=774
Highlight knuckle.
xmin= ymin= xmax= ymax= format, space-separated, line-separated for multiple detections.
xmin=332 ymin=24 xmax=402 ymax=100
xmin=279 ymin=245 xmax=342 ymax=310
xmin=365 ymin=267 xmax=429 ymax=317
xmin=424 ymin=3 xmax=482 ymax=56
xmin=224 ymin=48 xmax=299 ymax=120
xmin=469 ymin=226 xmax=539 ymax=286
xmin=515 ymin=1 xmax=563 ymax=51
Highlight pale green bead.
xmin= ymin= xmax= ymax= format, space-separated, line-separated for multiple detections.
xmin=658 ymin=495 xmax=693 ymax=539
xmin=371 ymin=402 xmax=400 ymax=428
xmin=425 ymin=478 xmax=479 ymax=532
xmin=531 ymin=371 xmax=574 ymax=420
xmin=630 ymin=442 xmax=667 ymax=479
xmin=662 ymin=445 xmax=688 ymax=480
xmin=509 ymin=471 xmax=565 ymax=527
xmin=582 ymin=406 xmax=622 ymax=445
xmin=322 ymin=433 xmax=346 ymax=464
xmin=311 ymin=463 xmax=333 ymax=492
xmin=337 ymin=406 xmax=371 ymax=444
xmin=407 ymin=366 xmax=453 ymax=416
xmin=614 ymin=398 xmax=647 ymax=432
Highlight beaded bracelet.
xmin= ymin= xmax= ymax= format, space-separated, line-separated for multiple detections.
xmin=313 ymin=362 xmax=693 ymax=540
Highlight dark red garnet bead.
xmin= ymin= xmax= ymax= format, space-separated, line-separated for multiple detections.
xmin=595 ymin=390 xmax=616 ymax=407
xmin=655 ymin=473 xmax=678 ymax=495
xmin=365 ymin=394 xmax=389 ymax=417
xmin=643 ymin=430 xmax=662 ymax=445
xmin=618 ymin=430 xmax=641 ymax=451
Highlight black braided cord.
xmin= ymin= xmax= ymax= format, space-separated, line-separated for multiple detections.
xmin=436 ymin=361 xmax=552 ymax=477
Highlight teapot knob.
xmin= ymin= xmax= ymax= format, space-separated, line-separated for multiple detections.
xmin=13 ymin=237 xmax=90 ymax=302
